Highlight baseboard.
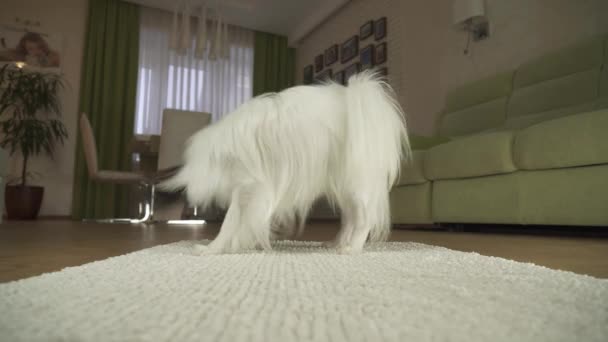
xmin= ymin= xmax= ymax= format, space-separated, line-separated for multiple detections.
xmin=428 ymin=223 xmax=608 ymax=238
xmin=36 ymin=215 xmax=72 ymax=220
xmin=393 ymin=223 xmax=441 ymax=230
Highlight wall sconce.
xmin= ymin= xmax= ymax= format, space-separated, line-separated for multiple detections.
xmin=453 ymin=0 xmax=489 ymax=48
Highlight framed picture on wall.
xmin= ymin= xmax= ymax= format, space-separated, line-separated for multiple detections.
xmin=0 ymin=27 xmax=63 ymax=72
xmin=315 ymin=68 xmax=333 ymax=83
xmin=360 ymin=44 xmax=374 ymax=70
xmin=325 ymin=44 xmax=338 ymax=66
xmin=360 ymin=20 xmax=374 ymax=40
xmin=340 ymin=35 xmax=359 ymax=63
xmin=343 ymin=62 xmax=360 ymax=83
xmin=374 ymin=17 xmax=387 ymax=41
xmin=314 ymin=54 xmax=324 ymax=72
xmin=375 ymin=42 xmax=387 ymax=65
xmin=303 ymin=65 xmax=313 ymax=85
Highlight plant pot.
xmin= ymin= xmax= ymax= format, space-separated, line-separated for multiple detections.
xmin=5 ymin=185 xmax=44 ymax=220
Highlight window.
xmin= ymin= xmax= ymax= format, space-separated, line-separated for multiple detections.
xmin=135 ymin=6 xmax=254 ymax=135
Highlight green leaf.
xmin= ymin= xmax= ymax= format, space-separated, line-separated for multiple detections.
xmin=0 ymin=65 xmax=69 ymax=184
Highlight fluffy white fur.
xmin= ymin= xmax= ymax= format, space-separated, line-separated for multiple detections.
xmin=162 ymin=70 xmax=410 ymax=253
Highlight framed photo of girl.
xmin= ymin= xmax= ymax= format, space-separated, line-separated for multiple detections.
xmin=0 ymin=27 xmax=62 ymax=72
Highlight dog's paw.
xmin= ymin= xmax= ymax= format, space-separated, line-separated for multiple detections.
xmin=322 ymin=240 xmax=339 ymax=249
xmin=192 ymin=244 xmax=207 ymax=254
xmin=193 ymin=244 xmax=222 ymax=255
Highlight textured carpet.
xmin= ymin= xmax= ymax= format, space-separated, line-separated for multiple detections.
xmin=1 ymin=240 xmax=607 ymax=342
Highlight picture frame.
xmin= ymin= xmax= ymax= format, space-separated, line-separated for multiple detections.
xmin=360 ymin=44 xmax=374 ymax=71
xmin=340 ymin=35 xmax=359 ymax=64
xmin=375 ymin=42 xmax=387 ymax=65
xmin=324 ymin=44 xmax=338 ymax=66
xmin=303 ymin=64 xmax=313 ymax=85
xmin=0 ymin=28 xmax=63 ymax=73
xmin=374 ymin=17 xmax=387 ymax=41
xmin=333 ymin=70 xmax=345 ymax=85
xmin=343 ymin=62 xmax=360 ymax=84
xmin=314 ymin=54 xmax=324 ymax=72
xmin=359 ymin=20 xmax=374 ymax=40
xmin=315 ymin=68 xmax=333 ymax=83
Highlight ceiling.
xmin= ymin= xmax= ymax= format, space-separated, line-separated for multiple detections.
xmin=125 ymin=0 xmax=350 ymax=46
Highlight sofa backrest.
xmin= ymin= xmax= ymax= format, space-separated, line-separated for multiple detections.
xmin=437 ymin=71 xmax=513 ymax=137
xmin=600 ymin=36 xmax=608 ymax=98
xmin=505 ymin=36 xmax=605 ymax=129
xmin=436 ymin=35 xmax=608 ymax=136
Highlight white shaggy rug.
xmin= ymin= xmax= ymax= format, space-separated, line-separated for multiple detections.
xmin=1 ymin=240 xmax=607 ymax=342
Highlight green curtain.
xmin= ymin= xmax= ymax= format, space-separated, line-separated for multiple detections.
xmin=71 ymin=0 xmax=140 ymax=219
xmin=253 ymin=31 xmax=296 ymax=96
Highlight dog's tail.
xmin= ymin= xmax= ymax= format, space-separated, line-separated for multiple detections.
xmin=158 ymin=167 xmax=187 ymax=192
xmin=344 ymin=69 xmax=410 ymax=242
xmin=156 ymin=130 xmax=217 ymax=211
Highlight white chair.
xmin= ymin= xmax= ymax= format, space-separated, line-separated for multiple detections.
xmin=157 ymin=109 xmax=212 ymax=224
xmin=79 ymin=113 xmax=176 ymax=224
xmin=158 ymin=109 xmax=211 ymax=170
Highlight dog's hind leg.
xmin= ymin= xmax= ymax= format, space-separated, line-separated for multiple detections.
xmin=329 ymin=190 xmax=388 ymax=253
xmin=203 ymin=183 xmax=274 ymax=254
xmin=323 ymin=195 xmax=362 ymax=251
xmin=323 ymin=203 xmax=352 ymax=249
xmin=270 ymin=211 xmax=298 ymax=241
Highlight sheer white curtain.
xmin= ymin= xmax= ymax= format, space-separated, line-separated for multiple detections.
xmin=135 ymin=6 xmax=254 ymax=134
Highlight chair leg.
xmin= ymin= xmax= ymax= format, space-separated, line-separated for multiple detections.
xmin=149 ymin=183 xmax=155 ymax=219
xmin=83 ymin=182 xmax=206 ymax=225
xmin=163 ymin=199 xmax=206 ymax=225
xmin=82 ymin=182 xmax=155 ymax=224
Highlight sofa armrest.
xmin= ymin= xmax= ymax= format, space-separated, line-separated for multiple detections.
xmin=409 ymin=135 xmax=450 ymax=150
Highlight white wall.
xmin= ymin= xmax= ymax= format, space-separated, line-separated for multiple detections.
xmin=440 ymin=0 xmax=608 ymax=100
xmin=295 ymin=0 xmax=608 ymax=135
xmin=1 ymin=0 xmax=88 ymax=216
xmin=295 ymin=0 xmax=444 ymax=134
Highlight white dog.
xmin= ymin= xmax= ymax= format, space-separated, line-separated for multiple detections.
xmin=162 ymin=70 xmax=410 ymax=254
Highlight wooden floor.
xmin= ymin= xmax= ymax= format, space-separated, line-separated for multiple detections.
xmin=1 ymin=220 xmax=607 ymax=282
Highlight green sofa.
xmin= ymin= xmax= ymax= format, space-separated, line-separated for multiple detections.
xmin=391 ymin=35 xmax=608 ymax=227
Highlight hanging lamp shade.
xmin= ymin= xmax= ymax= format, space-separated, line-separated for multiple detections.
xmin=180 ymin=1 xmax=191 ymax=52
xmin=222 ymin=19 xmax=229 ymax=58
xmin=169 ymin=3 xmax=180 ymax=50
xmin=170 ymin=0 xmax=230 ymax=60
xmin=194 ymin=5 xmax=207 ymax=58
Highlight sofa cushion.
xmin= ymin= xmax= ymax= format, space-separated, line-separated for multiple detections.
xmin=518 ymin=164 xmax=608 ymax=226
xmin=396 ymin=151 xmax=427 ymax=186
xmin=390 ymin=182 xmax=432 ymax=224
xmin=596 ymin=96 xmax=608 ymax=110
xmin=505 ymin=100 xmax=599 ymax=130
xmin=425 ymin=131 xmax=517 ymax=180
xmin=432 ymin=173 xmax=521 ymax=224
xmin=508 ymin=37 xmax=605 ymax=122
xmin=513 ymin=37 xmax=604 ymax=89
xmin=409 ymin=135 xmax=450 ymax=150
xmin=508 ymin=69 xmax=600 ymax=118
xmin=444 ymin=71 xmax=514 ymax=112
xmin=438 ymin=72 xmax=513 ymax=137
xmin=513 ymin=108 xmax=608 ymax=170
xmin=600 ymin=37 xmax=608 ymax=96
xmin=439 ymin=98 xmax=508 ymax=137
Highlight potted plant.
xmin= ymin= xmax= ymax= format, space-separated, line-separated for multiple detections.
xmin=0 ymin=64 xmax=68 ymax=219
